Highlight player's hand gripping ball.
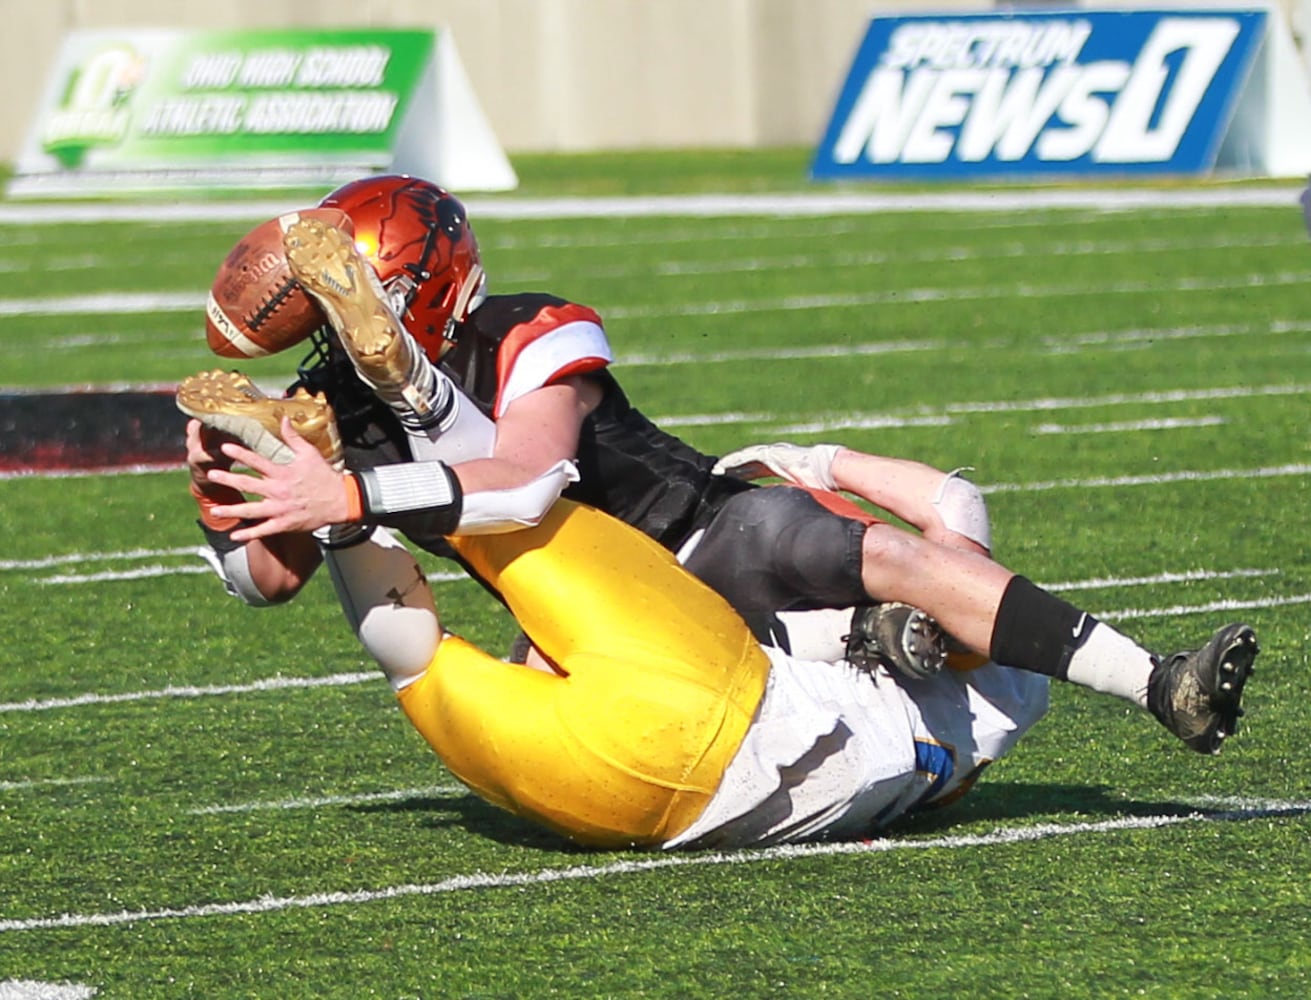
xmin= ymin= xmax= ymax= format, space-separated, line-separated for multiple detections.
xmin=205 ymin=207 xmax=354 ymax=358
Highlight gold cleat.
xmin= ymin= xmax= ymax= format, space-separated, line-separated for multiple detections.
xmin=176 ymin=369 xmax=343 ymax=468
xmin=280 ymin=214 xmax=429 ymax=416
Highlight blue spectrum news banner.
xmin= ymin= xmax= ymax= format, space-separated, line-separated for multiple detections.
xmin=811 ymin=9 xmax=1267 ymax=180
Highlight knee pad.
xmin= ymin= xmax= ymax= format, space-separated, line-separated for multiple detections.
xmin=932 ymin=469 xmax=991 ymax=552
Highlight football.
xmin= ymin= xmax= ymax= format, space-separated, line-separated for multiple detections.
xmin=204 ymin=207 xmax=354 ymax=358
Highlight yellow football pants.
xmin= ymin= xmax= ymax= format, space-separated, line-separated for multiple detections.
xmin=395 ymin=500 xmax=771 ymax=848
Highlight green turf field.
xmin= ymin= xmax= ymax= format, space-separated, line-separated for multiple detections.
xmin=2 ymin=157 xmax=1310 ymax=998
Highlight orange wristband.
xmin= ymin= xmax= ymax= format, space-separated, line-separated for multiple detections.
xmin=343 ymin=473 xmax=365 ymax=523
xmin=189 ymin=481 xmax=245 ymax=532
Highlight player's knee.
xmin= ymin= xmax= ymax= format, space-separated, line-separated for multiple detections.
xmin=860 ymin=523 xmax=926 ymax=579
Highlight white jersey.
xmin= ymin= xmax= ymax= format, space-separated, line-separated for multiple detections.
xmin=666 ymin=650 xmax=1049 ymax=849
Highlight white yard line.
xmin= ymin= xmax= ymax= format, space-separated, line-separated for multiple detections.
xmin=1099 ymin=593 xmax=1311 ymax=622
xmin=0 ymin=187 xmax=1299 ymax=228
xmin=1 ymin=567 xmax=1302 ymax=715
xmin=0 ymin=291 xmax=200 ymax=317
xmin=1033 ymin=416 xmax=1227 ymax=436
xmin=0 ymin=545 xmax=469 ymax=586
xmin=0 ymin=982 xmax=95 ymax=999
xmin=0 ymin=462 xmax=180 ymax=481
xmin=602 ymin=271 xmax=1311 ymax=321
xmin=771 ymin=383 xmax=1311 ymax=435
xmin=1 ymin=799 xmax=1305 ymax=934
xmin=1040 ymin=567 xmax=1278 ymax=592
xmin=0 ymin=673 xmax=378 ymax=713
xmin=6 ymin=232 xmax=1298 ymax=280
xmin=0 ymin=547 xmax=201 ymax=569
xmin=190 ymin=784 xmax=469 ymax=815
xmin=4 ymin=272 xmax=1308 ymax=322
xmin=0 ymin=776 xmax=110 ymax=793
xmin=38 ymin=564 xmax=214 ymax=584
xmin=979 ymin=462 xmax=1311 ymax=494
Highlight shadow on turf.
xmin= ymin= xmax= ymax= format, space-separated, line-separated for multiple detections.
xmin=355 ymin=792 xmax=594 ymax=852
xmin=890 ymin=780 xmax=1300 ymax=836
xmin=349 ymin=780 xmax=1292 ymax=853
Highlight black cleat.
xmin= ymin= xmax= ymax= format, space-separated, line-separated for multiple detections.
xmin=844 ymin=602 xmax=947 ymax=680
xmin=1147 ymin=623 xmax=1259 ymax=754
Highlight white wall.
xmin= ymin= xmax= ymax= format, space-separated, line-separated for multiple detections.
xmin=0 ymin=0 xmax=965 ymax=163
xmin=0 ymin=0 xmax=1303 ymax=163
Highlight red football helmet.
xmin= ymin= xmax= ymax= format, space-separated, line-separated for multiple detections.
xmin=318 ymin=175 xmax=485 ymax=361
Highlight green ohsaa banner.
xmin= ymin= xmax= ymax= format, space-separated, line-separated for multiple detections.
xmin=9 ymin=27 xmax=517 ymax=197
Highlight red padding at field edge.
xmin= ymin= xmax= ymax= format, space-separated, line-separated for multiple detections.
xmin=0 ymin=388 xmax=184 ymax=472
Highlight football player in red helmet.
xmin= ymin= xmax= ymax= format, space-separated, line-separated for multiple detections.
xmin=190 ymin=176 xmax=1259 ymax=756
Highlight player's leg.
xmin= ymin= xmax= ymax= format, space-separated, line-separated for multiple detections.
xmin=855 ymin=523 xmax=1258 ymax=754
xmin=319 ymin=527 xmax=441 ymax=690
xmin=281 ymin=213 xmax=493 ymax=462
xmin=684 ymin=486 xmax=947 ymax=678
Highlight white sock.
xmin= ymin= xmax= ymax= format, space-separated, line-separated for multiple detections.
xmin=1064 ymin=623 xmax=1155 ymax=707
xmin=404 ymin=379 xmax=497 ymax=463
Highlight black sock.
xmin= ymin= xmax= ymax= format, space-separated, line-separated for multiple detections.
xmin=989 ymin=575 xmax=1096 ymax=679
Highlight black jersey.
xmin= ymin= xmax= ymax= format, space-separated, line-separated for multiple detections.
xmin=440 ymin=291 xmax=752 ymax=549
xmin=293 ymin=293 xmax=867 ymax=646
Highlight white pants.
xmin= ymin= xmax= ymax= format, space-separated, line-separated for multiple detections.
xmin=666 ymin=651 xmax=1049 ymax=849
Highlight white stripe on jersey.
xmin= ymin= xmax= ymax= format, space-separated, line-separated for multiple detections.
xmin=497 ymin=319 xmax=613 ymax=416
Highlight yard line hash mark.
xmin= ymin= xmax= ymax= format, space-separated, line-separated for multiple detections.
xmin=2 ymin=801 xmax=1306 ymax=934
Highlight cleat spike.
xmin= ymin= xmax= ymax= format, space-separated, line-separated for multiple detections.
xmin=1146 ymin=623 xmax=1258 ymax=754
xmin=844 ymin=603 xmax=946 ymax=681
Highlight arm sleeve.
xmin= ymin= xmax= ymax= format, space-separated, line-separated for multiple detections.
xmin=454 ymin=460 xmax=580 ymax=535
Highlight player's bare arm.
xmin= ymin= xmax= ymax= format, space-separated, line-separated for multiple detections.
xmin=826 ymin=449 xmax=992 ymax=556
xmin=442 ymin=376 xmax=595 ymax=494
xmin=715 ymin=442 xmax=992 ymax=556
